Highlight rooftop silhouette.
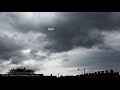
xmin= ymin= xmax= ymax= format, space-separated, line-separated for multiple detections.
xmin=0 ymin=67 xmax=120 ymax=81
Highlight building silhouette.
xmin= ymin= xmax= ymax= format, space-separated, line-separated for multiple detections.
xmin=0 ymin=68 xmax=120 ymax=80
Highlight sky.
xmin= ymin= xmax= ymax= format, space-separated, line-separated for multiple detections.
xmin=1 ymin=12 xmax=120 ymax=76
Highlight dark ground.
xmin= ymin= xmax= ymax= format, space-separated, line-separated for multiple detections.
xmin=0 ymin=76 xmax=119 ymax=88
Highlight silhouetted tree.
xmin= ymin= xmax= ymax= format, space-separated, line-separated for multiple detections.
xmin=7 ymin=67 xmax=35 ymax=75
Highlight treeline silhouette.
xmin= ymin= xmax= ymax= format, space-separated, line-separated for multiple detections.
xmin=0 ymin=67 xmax=120 ymax=81
xmin=0 ymin=67 xmax=120 ymax=88
xmin=7 ymin=66 xmax=35 ymax=75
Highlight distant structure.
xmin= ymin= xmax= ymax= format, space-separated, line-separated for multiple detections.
xmin=0 ymin=68 xmax=119 ymax=80
xmin=78 ymin=68 xmax=85 ymax=75
xmin=81 ymin=69 xmax=119 ymax=79
xmin=84 ymin=69 xmax=85 ymax=75
xmin=58 ymin=73 xmax=59 ymax=77
xmin=7 ymin=67 xmax=35 ymax=75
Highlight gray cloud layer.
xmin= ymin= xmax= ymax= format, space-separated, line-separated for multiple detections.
xmin=0 ymin=12 xmax=120 ymax=74
xmin=0 ymin=34 xmax=24 ymax=60
xmin=2 ymin=12 xmax=120 ymax=52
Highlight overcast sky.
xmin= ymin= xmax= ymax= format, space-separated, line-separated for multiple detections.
xmin=0 ymin=12 xmax=120 ymax=76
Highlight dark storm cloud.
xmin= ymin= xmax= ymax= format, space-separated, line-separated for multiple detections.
xmin=1 ymin=12 xmax=120 ymax=74
xmin=0 ymin=34 xmax=26 ymax=63
xmin=3 ymin=12 xmax=120 ymax=52
xmin=43 ymin=12 xmax=120 ymax=52
xmin=2 ymin=12 xmax=120 ymax=53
